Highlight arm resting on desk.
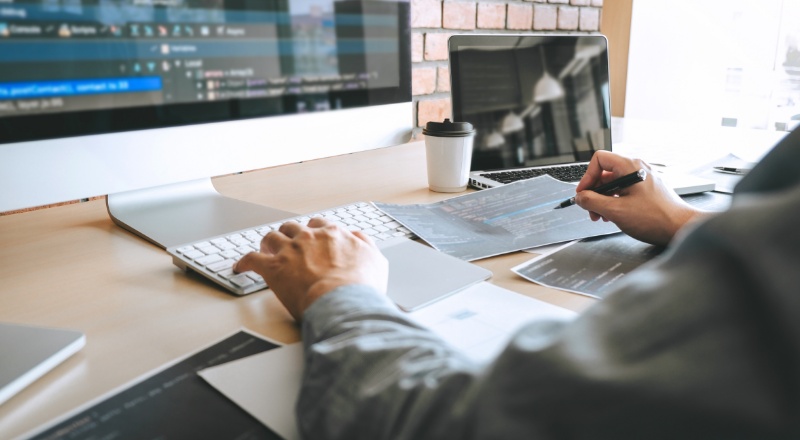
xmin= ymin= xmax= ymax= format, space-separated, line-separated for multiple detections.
xmin=297 ymin=186 xmax=800 ymax=439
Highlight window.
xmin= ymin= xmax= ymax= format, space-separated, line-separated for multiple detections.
xmin=626 ymin=0 xmax=799 ymax=131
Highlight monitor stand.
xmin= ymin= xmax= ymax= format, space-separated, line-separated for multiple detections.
xmin=107 ymin=178 xmax=296 ymax=249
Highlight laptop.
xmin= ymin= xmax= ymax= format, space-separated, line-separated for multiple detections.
xmin=447 ymin=34 xmax=714 ymax=195
xmin=0 ymin=323 xmax=85 ymax=405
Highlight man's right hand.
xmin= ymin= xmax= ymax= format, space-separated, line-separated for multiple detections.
xmin=574 ymin=151 xmax=704 ymax=246
xmin=233 ymin=218 xmax=389 ymax=322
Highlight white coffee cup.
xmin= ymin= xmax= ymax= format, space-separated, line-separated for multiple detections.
xmin=423 ymin=119 xmax=476 ymax=192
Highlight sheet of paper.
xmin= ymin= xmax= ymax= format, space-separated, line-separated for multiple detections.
xmin=375 ymin=176 xmax=620 ymax=261
xmin=513 ymin=233 xmax=664 ymax=298
xmin=199 ymin=282 xmax=577 ymax=440
xmin=199 ymin=343 xmax=305 ymax=440
xmin=513 ymin=192 xmax=732 ymax=297
xmin=522 ymin=240 xmax=576 ymax=255
xmin=406 ymin=282 xmax=576 ymax=363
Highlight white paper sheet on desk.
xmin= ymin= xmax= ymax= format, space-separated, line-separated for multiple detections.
xmin=198 ymin=282 xmax=577 ymax=440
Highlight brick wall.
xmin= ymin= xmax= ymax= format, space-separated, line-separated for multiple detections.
xmin=411 ymin=0 xmax=604 ymax=131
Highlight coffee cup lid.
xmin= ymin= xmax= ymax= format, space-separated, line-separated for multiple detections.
xmin=423 ymin=119 xmax=475 ymax=137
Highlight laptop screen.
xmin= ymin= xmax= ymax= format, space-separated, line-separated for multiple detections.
xmin=448 ymin=35 xmax=612 ymax=172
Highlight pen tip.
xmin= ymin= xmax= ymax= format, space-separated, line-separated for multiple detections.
xmin=553 ymin=205 xmax=562 ymax=210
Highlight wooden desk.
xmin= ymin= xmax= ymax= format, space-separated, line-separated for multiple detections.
xmin=0 ymin=141 xmax=594 ymax=438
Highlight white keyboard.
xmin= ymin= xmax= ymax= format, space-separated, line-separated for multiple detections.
xmin=166 ymin=202 xmax=414 ymax=296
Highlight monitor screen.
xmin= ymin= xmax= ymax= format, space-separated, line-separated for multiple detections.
xmin=0 ymin=0 xmax=409 ymax=143
xmin=0 ymin=0 xmax=412 ymax=232
xmin=448 ymin=35 xmax=610 ymax=172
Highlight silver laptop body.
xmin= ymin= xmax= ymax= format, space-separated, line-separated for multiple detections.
xmin=0 ymin=323 xmax=85 ymax=405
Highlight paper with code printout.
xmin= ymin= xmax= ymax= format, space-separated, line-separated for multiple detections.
xmin=514 ymin=233 xmax=664 ymax=298
xmin=375 ymin=175 xmax=620 ymax=261
xmin=513 ymin=191 xmax=732 ymax=298
xmin=25 ymin=330 xmax=282 ymax=440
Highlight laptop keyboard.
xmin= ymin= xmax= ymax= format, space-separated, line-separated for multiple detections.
xmin=480 ymin=164 xmax=588 ymax=185
xmin=166 ymin=202 xmax=414 ymax=296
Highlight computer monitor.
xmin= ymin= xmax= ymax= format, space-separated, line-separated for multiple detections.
xmin=0 ymin=0 xmax=412 ymax=248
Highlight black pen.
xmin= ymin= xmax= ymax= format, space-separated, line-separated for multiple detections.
xmin=713 ymin=166 xmax=751 ymax=175
xmin=553 ymin=168 xmax=647 ymax=209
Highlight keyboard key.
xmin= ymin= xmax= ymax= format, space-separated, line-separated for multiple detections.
xmin=229 ymin=237 xmax=250 ymax=246
xmin=217 ymin=268 xmax=236 ymax=280
xmin=230 ymin=274 xmax=255 ymax=288
xmin=246 ymin=272 xmax=264 ymax=284
xmin=182 ymin=249 xmax=205 ymax=259
xmin=216 ymin=241 xmax=237 ymax=251
xmin=207 ymin=259 xmax=235 ymax=273
xmin=199 ymin=246 xmax=221 ymax=255
xmin=236 ymin=245 xmax=256 ymax=255
xmin=196 ymin=254 xmax=224 ymax=266
xmin=219 ymin=250 xmax=240 ymax=259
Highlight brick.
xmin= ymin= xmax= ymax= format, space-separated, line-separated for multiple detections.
xmin=411 ymin=0 xmax=442 ymax=28
xmin=570 ymin=0 xmax=590 ymax=5
xmin=412 ymin=67 xmax=437 ymax=95
xmin=533 ymin=4 xmax=558 ymax=30
xmin=548 ymin=0 xmax=569 ymax=4
xmin=417 ymin=98 xmax=451 ymax=127
xmin=437 ymin=66 xmax=451 ymax=93
xmin=424 ymin=32 xmax=452 ymax=61
xmin=591 ymin=0 xmax=603 ymax=6
xmin=411 ymin=33 xmax=424 ymax=62
xmin=443 ymin=1 xmax=477 ymax=30
xmin=507 ymin=3 xmax=533 ymax=30
xmin=579 ymin=7 xmax=600 ymax=31
xmin=477 ymin=3 xmax=506 ymax=29
xmin=557 ymin=6 xmax=579 ymax=30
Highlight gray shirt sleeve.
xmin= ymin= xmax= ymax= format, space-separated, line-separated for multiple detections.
xmin=296 ymin=158 xmax=800 ymax=438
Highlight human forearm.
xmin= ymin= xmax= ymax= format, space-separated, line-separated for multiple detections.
xmin=298 ymin=285 xmax=481 ymax=440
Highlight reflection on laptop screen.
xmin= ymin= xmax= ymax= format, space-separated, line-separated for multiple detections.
xmin=449 ymin=35 xmax=611 ymax=172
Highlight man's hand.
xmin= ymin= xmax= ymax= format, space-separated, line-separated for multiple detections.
xmin=233 ymin=218 xmax=389 ymax=321
xmin=574 ymin=151 xmax=704 ymax=246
